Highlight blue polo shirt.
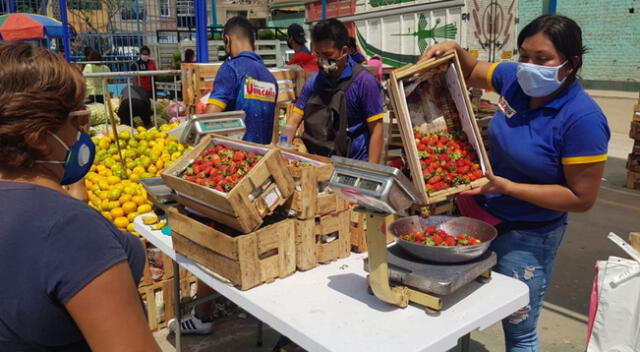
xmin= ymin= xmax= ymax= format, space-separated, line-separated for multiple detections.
xmin=208 ymin=52 xmax=278 ymax=144
xmin=295 ymin=57 xmax=384 ymax=160
xmin=479 ymin=62 xmax=610 ymax=223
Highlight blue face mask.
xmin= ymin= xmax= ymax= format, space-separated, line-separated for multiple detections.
xmin=37 ymin=131 xmax=96 ymax=185
xmin=516 ymin=61 xmax=568 ymax=97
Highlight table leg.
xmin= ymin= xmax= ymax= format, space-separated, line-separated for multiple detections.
xmin=256 ymin=321 xmax=263 ymax=346
xmin=173 ymin=260 xmax=182 ymax=352
xmin=459 ymin=333 xmax=470 ymax=352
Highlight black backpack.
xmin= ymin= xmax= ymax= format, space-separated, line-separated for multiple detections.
xmin=301 ymin=64 xmax=365 ymax=157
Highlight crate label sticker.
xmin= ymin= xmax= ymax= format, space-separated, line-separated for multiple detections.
xmin=501 ymin=50 xmax=513 ymax=59
xmin=261 ymin=186 xmax=283 ymax=210
xmin=243 ymin=76 xmax=276 ymax=103
xmin=256 ymin=198 xmax=268 ymax=216
xmin=498 ymin=96 xmax=517 ymax=118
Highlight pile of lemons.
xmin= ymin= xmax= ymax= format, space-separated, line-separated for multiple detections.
xmin=86 ymin=123 xmax=191 ymax=235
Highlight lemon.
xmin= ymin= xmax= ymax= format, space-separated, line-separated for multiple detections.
xmin=99 ymin=138 xmax=110 ymax=150
xmin=127 ymin=212 xmax=139 ymax=222
xmin=127 ymin=223 xmax=135 ymax=232
xmin=119 ymin=130 xmax=131 ymax=140
xmin=122 ymin=201 xmax=137 ymax=214
xmin=118 ymin=194 xmax=132 ymax=204
xmin=142 ymin=213 xmax=158 ymax=225
xmin=137 ymin=204 xmax=152 ymax=214
xmin=106 ymin=175 xmax=121 ymax=185
xmin=132 ymin=166 xmax=145 ymax=175
xmin=147 ymin=165 xmax=158 ymax=174
xmin=171 ymin=151 xmax=182 ymax=161
xmin=132 ymin=195 xmax=146 ymax=206
xmin=151 ymin=220 xmax=167 ymax=230
xmin=106 ymin=188 xmax=122 ymax=201
xmin=110 ymin=207 xmax=125 ymax=219
xmin=114 ymin=216 xmax=129 ymax=229
xmin=140 ymin=172 xmax=154 ymax=179
xmin=101 ymin=211 xmax=113 ymax=221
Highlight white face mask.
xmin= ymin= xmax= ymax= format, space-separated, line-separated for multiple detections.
xmin=141 ymin=55 xmax=150 ymax=62
xmin=516 ymin=61 xmax=568 ymax=97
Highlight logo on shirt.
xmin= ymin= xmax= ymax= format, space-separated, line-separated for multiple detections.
xmin=498 ymin=96 xmax=517 ymax=118
xmin=244 ymin=77 xmax=276 ymax=103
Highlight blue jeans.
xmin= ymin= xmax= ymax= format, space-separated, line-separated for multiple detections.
xmin=489 ymin=225 xmax=567 ymax=352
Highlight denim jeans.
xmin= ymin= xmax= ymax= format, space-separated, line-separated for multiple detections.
xmin=489 ymin=225 xmax=567 ymax=352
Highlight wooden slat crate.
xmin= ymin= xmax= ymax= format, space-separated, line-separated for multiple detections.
xmin=476 ymin=116 xmax=492 ymax=149
xmin=161 ymin=134 xmax=294 ymax=233
xmin=628 ymin=154 xmax=640 ymax=173
xmin=630 ymin=232 xmax=640 ymax=251
xmin=181 ymin=63 xmax=222 ymax=108
xmin=139 ymin=238 xmax=174 ymax=287
xmin=279 ymin=149 xmax=348 ymax=219
xmin=633 ymin=103 xmax=640 ymax=122
xmin=349 ymin=210 xmax=395 ymax=253
xmin=270 ymin=68 xmax=297 ymax=103
xmin=627 ymin=171 xmax=640 ymax=190
xmin=167 ymin=206 xmax=296 ymax=290
xmin=295 ymin=210 xmax=351 ymax=271
xmin=139 ymin=275 xmax=198 ymax=331
xmin=630 ymin=121 xmax=640 ymax=140
xmin=387 ymin=51 xmax=492 ymax=205
xmin=632 ymin=140 xmax=640 ymax=156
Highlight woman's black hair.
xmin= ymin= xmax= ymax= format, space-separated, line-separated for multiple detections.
xmin=518 ymin=14 xmax=587 ymax=76
xmin=311 ymin=18 xmax=349 ymax=50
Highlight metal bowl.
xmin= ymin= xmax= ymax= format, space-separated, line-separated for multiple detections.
xmin=389 ymin=215 xmax=497 ymax=263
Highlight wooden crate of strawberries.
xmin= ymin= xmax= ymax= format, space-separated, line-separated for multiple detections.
xmin=388 ymin=51 xmax=492 ymax=204
xmin=294 ymin=210 xmax=351 ymax=271
xmin=161 ymin=134 xmax=294 ymax=233
xmin=279 ymin=149 xmax=348 ymax=219
xmin=167 ymin=206 xmax=296 ymax=290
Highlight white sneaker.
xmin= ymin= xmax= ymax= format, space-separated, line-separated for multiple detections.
xmin=168 ymin=311 xmax=213 ymax=335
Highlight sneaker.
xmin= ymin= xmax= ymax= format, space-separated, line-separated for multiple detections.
xmin=168 ymin=311 xmax=213 ymax=335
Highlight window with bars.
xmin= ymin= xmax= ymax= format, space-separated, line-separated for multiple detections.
xmin=68 ymin=0 xmax=103 ymax=11
xmin=121 ymin=0 xmax=145 ymax=20
xmin=160 ymin=0 xmax=170 ymax=17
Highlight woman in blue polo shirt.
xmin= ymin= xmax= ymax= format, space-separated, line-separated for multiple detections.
xmin=421 ymin=15 xmax=609 ymax=352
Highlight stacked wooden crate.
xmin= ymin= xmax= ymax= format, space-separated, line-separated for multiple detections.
xmin=627 ymin=99 xmax=640 ymax=190
xmin=137 ymin=239 xmax=197 ymax=331
xmin=278 ymin=149 xmax=351 ymax=270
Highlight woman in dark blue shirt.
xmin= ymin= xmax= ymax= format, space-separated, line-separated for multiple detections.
xmin=0 ymin=41 xmax=159 ymax=351
xmin=421 ymin=15 xmax=609 ymax=352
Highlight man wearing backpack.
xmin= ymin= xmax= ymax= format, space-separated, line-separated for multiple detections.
xmin=281 ymin=18 xmax=384 ymax=163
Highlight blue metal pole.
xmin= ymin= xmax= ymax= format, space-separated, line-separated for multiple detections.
xmin=321 ymin=0 xmax=327 ymax=20
xmin=195 ymin=0 xmax=208 ymax=62
xmin=58 ymin=0 xmax=71 ymax=61
xmin=548 ymin=0 xmax=557 ymax=14
xmin=8 ymin=0 xmax=16 ymax=13
xmin=211 ymin=0 xmax=217 ymax=26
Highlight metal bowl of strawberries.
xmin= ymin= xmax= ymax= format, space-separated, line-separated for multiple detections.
xmin=389 ymin=215 xmax=497 ymax=263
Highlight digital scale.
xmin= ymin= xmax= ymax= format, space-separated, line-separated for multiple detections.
xmin=328 ymin=156 xmax=496 ymax=314
xmin=179 ymin=111 xmax=246 ymax=146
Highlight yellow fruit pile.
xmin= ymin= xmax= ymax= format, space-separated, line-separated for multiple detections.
xmin=86 ymin=123 xmax=191 ymax=235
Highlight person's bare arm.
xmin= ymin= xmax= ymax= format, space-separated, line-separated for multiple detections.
xmin=65 ymin=261 xmax=160 ymax=352
xmin=419 ymin=41 xmax=496 ymax=91
xmin=367 ymin=119 xmax=383 ymax=163
xmin=282 ymin=110 xmax=303 ymax=141
xmin=463 ymin=162 xmax=605 ymax=212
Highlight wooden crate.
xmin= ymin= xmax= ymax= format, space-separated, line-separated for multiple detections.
xmin=633 ymin=103 xmax=640 ymax=122
xmin=295 ymin=210 xmax=351 ymax=271
xmin=349 ymin=210 xmax=395 ymax=253
xmin=138 ymin=275 xmax=198 ymax=331
xmin=270 ymin=68 xmax=298 ymax=103
xmin=387 ymin=51 xmax=491 ymax=205
xmin=630 ymin=232 xmax=640 ymax=251
xmin=476 ymin=116 xmax=492 ymax=149
xmin=167 ymin=206 xmax=296 ymax=290
xmin=631 ymin=121 xmax=640 ymax=140
xmin=632 ymin=140 xmax=640 ymax=156
xmin=628 ymin=154 xmax=640 ymax=173
xmin=138 ymin=238 xmax=174 ymax=287
xmin=279 ymin=149 xmax=348 ymax=219
xmin=161 ymin=134 xmax=294 ymax=233
xmin=627 ymin=171 xmax=640 ymax=190
xmin=181 ymin=63 xmax=222 ymax=107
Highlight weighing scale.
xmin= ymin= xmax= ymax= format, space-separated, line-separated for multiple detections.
xmin=328 ymin=156 xmax=496 ymax=314
xmin=179 ymin=111 xmax=246 ymax=145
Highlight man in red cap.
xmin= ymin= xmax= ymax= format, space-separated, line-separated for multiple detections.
xmin=286 ymin=23 xmax=318 ymax=72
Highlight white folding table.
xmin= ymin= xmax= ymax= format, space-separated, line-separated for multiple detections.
xmin=135 ymin=218 xmax=528 ymax=352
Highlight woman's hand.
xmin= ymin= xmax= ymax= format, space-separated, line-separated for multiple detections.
xmin=418 ymin=41 xmax=461 ymax=64
xmin=462 ymin=172 xmax=512 ymax=196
